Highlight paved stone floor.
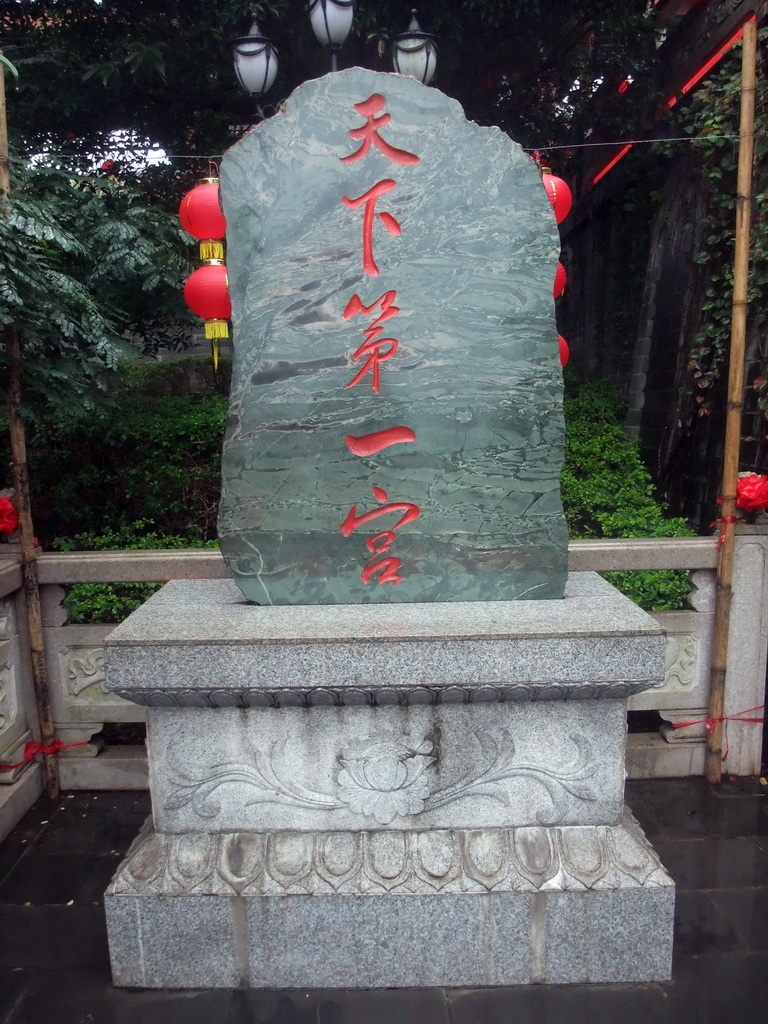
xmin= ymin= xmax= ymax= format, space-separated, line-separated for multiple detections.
xmin=1 ymin=777 xmax=767 ymax=1023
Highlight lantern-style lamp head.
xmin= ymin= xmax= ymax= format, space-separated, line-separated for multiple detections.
xmin=233 ymin=15 xmax=278 ymax=109
xmin=308 ymin=0 xmax=354 ymax=71
xmin=392 ymin=9 xmax=436 ymax=85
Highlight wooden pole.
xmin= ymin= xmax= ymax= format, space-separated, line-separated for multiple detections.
xmin=705 ymin=17 xmax=757 ymax=784
xmin=1 ymin=55 xmax=60 ymax=798
xmin=6 ymin=332 xmax=60 ymax=798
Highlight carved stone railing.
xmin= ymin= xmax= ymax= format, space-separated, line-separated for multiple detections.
xmin=1 ymin=532 xmax=766 ymax=831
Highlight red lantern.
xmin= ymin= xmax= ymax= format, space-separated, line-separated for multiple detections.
xmin=554 ymin=261 xmax=567 ymax=298
xmin=179 ymin=178 xmax=227 ymax=260
xmin=183 ymin=260 xmax=231 ymax=369
xmin=558 ymin=334 xmax=569 ymax=368
xmin=542 ymin=168 xmax=572 ymax=224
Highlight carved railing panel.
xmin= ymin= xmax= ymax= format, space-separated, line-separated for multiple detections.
xmin=0 ymin=593 xmax=35 ymax=784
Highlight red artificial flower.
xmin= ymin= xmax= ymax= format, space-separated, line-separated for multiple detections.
xmin=736 ymin=474 xmax=768 ymax=512
xmin=0 ymin=497 xmax=19 ymax=535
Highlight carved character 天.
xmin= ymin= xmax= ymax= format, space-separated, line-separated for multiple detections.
xmin=339 ymin=93 xmax=420 ymax=167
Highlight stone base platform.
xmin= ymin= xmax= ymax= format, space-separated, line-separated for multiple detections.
xmin=105 ymin=810 xmax=673 ymax=988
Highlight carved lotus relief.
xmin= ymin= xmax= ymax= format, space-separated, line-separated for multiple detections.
xmin=337 ymin=734 xmax=435 ymax=824
xmin=166 ymin=726 xmax=597 ymax=827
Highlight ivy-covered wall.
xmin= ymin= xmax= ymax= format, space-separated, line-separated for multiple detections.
xmin=560 ymin=29 xmax=768 ymax=532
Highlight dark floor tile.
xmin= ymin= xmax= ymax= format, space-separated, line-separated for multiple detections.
xmin=653 ymin=837 xmax=768 ymax=891
xmin=674 ymin=891 xmax=745 ymax=955
xmin=5 ymin=968 xmax=232 ymax=1024
xmin=0 ymin=853 xmax=119 ymax=905
xmin=0 ymin=969 xmax=33 ymax=1021
xmin=626 ymin=779 xmax=696 ymax=803
xmin=0 ymin=805 xmax=58 ymax=882
xmin=539 ymin=984 xmax=678 ymax=1024
xmin=34 ymin=811 xmax=146 ymax=857
xmin=668 ymin=953 xmax=768 ymax=1024
xmin=624 ymin=797 xmax=664 ymax=841
xmin=228 ymin=989 xmax=326 ymax=1024
xmin=628 ymin=782 xmax=768 ymax=840
xmin=318 ymin=988 xmax=449 ymax=1024
xmin=0 ymin=906 xmax=109 ymax=969
xmin=447 ymin=984 xmax=676 ymax=1024
xmin=446 ymin=987 xmax=540 ymax=1023
xmin=711 ymin=889 xmax=768 ymax=952
xmin=709 ymin=777 xmax=767 ymax=798
xmin=0 ymin=842 xmax=31 ymax=890
xmin=60 ymin=791 xmax=152 ymax=816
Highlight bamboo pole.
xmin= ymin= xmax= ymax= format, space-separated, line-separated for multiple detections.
xmin=1 ymin=55 xmax=60 ymax=797
xmin=705 ymin=17 xmax=757 ymax=784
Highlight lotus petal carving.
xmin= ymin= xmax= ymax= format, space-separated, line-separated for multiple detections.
xmin=337 ymin=735 xmax=435 ymax=825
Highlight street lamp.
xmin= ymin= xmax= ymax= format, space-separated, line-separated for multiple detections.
xmin=391 ymin=9 xmax=437 ymax=85
xmin=233 ymin=15 xmax=278 ymax=122
xmin=308 ymin=0 xmax=355 ymax=72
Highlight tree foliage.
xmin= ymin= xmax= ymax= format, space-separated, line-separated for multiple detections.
xmin=0 ymin=158 xmax=193 ymax=412
xmin=2 ymin=0 xmax=655 ymax=171
xmin=0 ymin=0 xmax=659 ymax=412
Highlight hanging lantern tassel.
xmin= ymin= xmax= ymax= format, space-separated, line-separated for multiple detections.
xmin=199 ymin=240 xmax=225 ymax=260
xmin=204 ymin=321 xmax=229 ymax=370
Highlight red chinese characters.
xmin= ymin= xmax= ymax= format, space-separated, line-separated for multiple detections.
xmin=342 ymin=181 xmax=401 ymax=278
xmin=338 ymin=94 xmax=421 ymax=588
xmin=343 ymin=289 xmax=399 ymax=392
xmin=340 ymin=94 xmax=418 ymax=279
xmin=340 ymin=487 xmax=420 ymax=587
xmin=344 ymin=427 xmax=416 ymax=457
xmin=339 ymin=94 xmax=419 ymax=167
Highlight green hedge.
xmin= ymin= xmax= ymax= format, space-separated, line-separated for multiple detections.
xmin=54 ymin=520 xmax=218 ymax=623
xmin=561 ymin=375 xmax=693 ymax=610
xmin=27 ymin=364 xmax=227 ymax=545
xmin=19 ymin=359 xmax=692 ymax=620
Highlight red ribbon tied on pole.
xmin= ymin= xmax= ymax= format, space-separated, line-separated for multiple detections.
xmin=672 ymin=704 xmax=764 ymax=761
xmin=710 ymin=515 xmax=743 ymax=549
xmin=0 ymin=738 xmax=91 ymax=771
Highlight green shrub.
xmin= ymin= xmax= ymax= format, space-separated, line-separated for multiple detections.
xmin=120 ymin=356 xmax=232 ymax=397
xmin=54 ymin=519 xmax=218 ymax=624
xmin=561 ymin=375 xmax=694 ymax=610
xmin=28 ymin=389 xmax=227 ymax=544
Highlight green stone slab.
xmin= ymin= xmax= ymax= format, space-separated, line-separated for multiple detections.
xmin=219 ymin=68 xmax=568 ymax=604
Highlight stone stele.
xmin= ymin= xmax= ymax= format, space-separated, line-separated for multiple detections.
xmin=218 ymin=68 xmax=568 ymax=605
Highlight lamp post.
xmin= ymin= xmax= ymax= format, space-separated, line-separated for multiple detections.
xmin=232 ymin=15 xmax=278 ymax=123
xmin=308 ymin=0 xmax=355 ymax=72
xmin=391 ymin=9 xmax=437 ymax=85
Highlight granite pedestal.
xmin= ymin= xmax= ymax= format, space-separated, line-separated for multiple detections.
xmin=103 ymin=574 xmax=674 ymax=988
